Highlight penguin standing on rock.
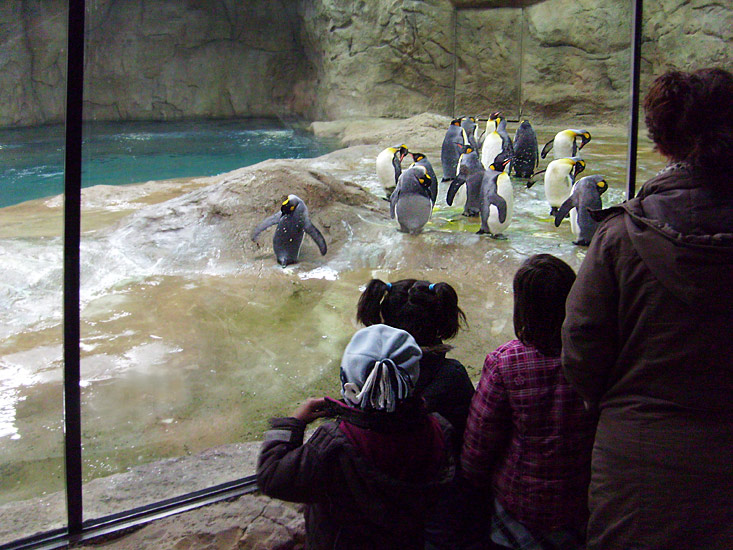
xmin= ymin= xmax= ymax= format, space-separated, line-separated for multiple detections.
xmin=390 ymin=165 xmax=434 ymax=235
xmin=409 ymin=152 xmax=438 ymax=204
xmin=251 ymin=195 xmax=327 ymax=266
xmin=539 ymin=157 xmax=586 ymax=216
xmin=554 ymin=174 xmax=608 ymax=245
xmin=376 ymin=144 xmax=409 ymax=192
xmin=512 ymin=120 xmax=539 ymax=179
xmin=441 ymin=118 xmax=468 ymax=182
xmin=541 ymin=129 xmax=592 ymax=159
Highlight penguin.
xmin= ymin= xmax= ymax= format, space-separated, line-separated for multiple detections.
xmin=478 ymin=154 xmax=513 ymax=238
xmin=441 ymin=118 xmax=469 ymax=182
xmin=251 ymin=194 xmax=327 ymax=266
xmin=540 ymin=129 xmax=592 ymax=159
xmin=495 ymin=117 xmax=515 ymax=172
xmin=543 ymin=157 xmax=586 ymax=216
xmin=554 ymin=175 xmax=608 ymax=245
xmin=460 ymin=116 xmax=480 ymax=152
xmin=409 ymin=152 xmax=438 ymax=204
xmin=389 ymin=165 xmax=434 ymax=235
xmin=512 ymin=120 xmax=539 ymax=179
xmin=480 ymin=113 xmax=503 ymax=170
xmin=446 ymin=144 xmax=484 ymax=217
xmin=376 ymin=144 xmax=408 ymax=191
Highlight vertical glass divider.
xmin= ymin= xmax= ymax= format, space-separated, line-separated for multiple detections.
xmin=63 ymin=0 xmax=86 ymax=535
xmin=626 ymin=0 xmax=644 ymax=200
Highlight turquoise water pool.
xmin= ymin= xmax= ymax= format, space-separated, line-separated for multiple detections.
xmin=0 ymin=119 xmax=337 ymax=208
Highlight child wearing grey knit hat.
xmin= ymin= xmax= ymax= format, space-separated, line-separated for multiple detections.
xmin=257 ymin=323 xmax=454 ymax=550
xmin=340 ymin=324 xmax=422 ymax=412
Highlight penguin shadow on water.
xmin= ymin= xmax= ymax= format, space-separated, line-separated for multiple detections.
xmin=251 ymin=194 xmax=327 ymax=267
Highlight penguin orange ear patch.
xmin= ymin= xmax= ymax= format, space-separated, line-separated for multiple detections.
xmin=282 ymin=199 xmax=289 ymax=205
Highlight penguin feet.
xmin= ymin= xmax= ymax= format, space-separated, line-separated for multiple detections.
xmin=573 ymin=239 xmax=591 ymax=246
xmin=463 ymin=209 xmax=479 ymax=217
xmin=549 ymin=207 xmax=560 ymax=216
xmin=476 ymin=229 xmax=488 ymax=235
xmin=490 ymin=233 xmax=507 ymax=240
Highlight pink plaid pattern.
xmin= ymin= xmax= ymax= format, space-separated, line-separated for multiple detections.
xmin=461 ymin=340 xmax=596 ymax=533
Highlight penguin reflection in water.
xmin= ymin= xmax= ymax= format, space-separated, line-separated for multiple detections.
xmin=390 ymin=163 xmax=435 ymax=235
xmin=554 ymin=175 xmax=608 ymax=246
xmin=251 ymin=194 xmax=327 ymax=266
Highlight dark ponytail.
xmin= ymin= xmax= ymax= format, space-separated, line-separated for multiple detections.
xmin=357 ymin=278 xmax=467 ymax=346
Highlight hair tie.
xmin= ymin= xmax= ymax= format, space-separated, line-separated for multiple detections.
xmin=428 ymin=283 xmax=436 ymax=291
xmin=385 ymin=283 xmax=392 ymax=290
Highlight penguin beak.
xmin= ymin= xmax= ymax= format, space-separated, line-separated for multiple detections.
xmin=578 ymin=132 xmax=592 ymax=150
xmin=573 ymin=160 xmax=586 ymax=179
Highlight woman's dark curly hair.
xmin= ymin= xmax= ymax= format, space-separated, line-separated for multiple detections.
xmin=513 ymin=254 xmax=575 ymax=358
xmin=356 ymin=279 xmax=467 ymax=347
xmin=643 ymin=67 xmax=733 ymax=176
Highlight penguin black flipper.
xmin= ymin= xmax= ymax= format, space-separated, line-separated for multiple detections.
xmin=486 ymin=190 xmax=508 ymax=224
xmin=251 ymin=213 xmax=282 ymax=242
xmin=389 ymin=186 xmax=399 ymax=219
xmin=554 ymin=196 xmax=577 ymax=227
xmin=305 ymin=220 xmax=327 ymax=256
xmin=540 ymin=139 xmax=554 ymax=159
xmin=446 ymin=176 xmax=465 ymax=207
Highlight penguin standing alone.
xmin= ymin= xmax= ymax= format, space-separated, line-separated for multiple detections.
xmin=512 ymin=120 xmax=539 ymax=179
xmin=554 ymin=174 xmax=608 ymax=245
xmin=390 ymin=165 xmax=434 ymax=235
xmin=251 ymin=195 xmax=327 ymax=266
xmin=376 ymin=144 xmax=408 ymax=192
xmin=441 ymin=118 xmax=468 ymax=182
xmin=539 ymin=157 xmax=586 ymax=215
xmin=540 ymin=129 xmax=592 ymax=159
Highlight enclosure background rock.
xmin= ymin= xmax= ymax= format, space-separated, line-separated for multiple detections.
xmin=1 ymin=0 xmax=730 ymax=126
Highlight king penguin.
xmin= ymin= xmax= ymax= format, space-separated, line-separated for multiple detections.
xmin=446 ymin=144 xmax=484 ymax=217
xmin=554 ymin=174 xmax=608 ymax=245
xmin=478 ymin=154 xmax=513 ymax=238
xmin=460 ymin=116 xmax=480 ymax=152
xmin=376 ymin=144 xmax=408 ymax=192
xmin=409 ymin=152 xmax=438 ymax=204
xmin=251 ymin=195 xmax=327 ymax=266
xmin=541 ymin=129 xmax=592 ymax=159
xmin=512 ymin=120 xmax=539 ymax=179
xmin=480 ymin=113 xmax=503 ymax=170
xmin=390 ymin=165 xmax=434 ymax=235
xmin=441 ymin=118 xmax=469 ymax=182
xmin=543 ymin=157 xmax=586 ymax=215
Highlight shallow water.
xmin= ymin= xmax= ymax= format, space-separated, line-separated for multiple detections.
xmin=0 ymin=123 xmax=667 ymax=526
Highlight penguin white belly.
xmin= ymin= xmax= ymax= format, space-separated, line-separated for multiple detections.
xmin=569 ymin=207 xmax=580 ymax=238
xmin=481 ymin=133 xmax=502 ymax=169
xmin=553 ymin=134 xmax=575 ymax=159
xmin=376 ymin=150 xmax=396 ymax=188
xmin=488 ymin=175 xmax=514 ymax=234
xmin=545 ymin=168 xmax=572 ymax=208
xmin=395 ymin=195 xmax=433 ymax=235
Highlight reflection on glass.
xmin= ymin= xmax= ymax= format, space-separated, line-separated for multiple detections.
xmin=0 ymin=2 xmax=67 ymax=544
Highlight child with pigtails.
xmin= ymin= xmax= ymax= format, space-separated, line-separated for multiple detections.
xmin=357 ymin=279 xmax=486 ymax=550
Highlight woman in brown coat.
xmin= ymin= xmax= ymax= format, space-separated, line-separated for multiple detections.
xmin=561 ymin=68 xmax=733 ymax=549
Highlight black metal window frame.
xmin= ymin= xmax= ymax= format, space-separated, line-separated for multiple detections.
xmin=0 ymin=0 xmax=643 ymax=548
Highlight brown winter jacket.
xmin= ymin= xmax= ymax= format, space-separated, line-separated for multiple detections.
xmin=561 ymin=163 xmax=733 ymax=549
xmin=257 ymin=405 xmax=455 ymax=550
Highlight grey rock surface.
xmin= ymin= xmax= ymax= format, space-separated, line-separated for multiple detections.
xmin=2 ymin=0 xmax=729 ymax=127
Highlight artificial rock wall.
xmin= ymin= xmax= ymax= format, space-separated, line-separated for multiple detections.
xmin=1 ymin=0 xmax=730 ymax=127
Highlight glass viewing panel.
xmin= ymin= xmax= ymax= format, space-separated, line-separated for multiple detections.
xmin=0 ymin=2 xmax=68 ymax=545
xmin=2 ymin=0 xmax=713 ymax=543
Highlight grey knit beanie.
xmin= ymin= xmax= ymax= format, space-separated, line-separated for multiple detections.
xmin=340 ymin=324 xmax=422 ymax=412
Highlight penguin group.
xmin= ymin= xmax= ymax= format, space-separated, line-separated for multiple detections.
xmin=373 ymin=115 xmax=606 ymax=242
xmin=250 ymin=115 xmax=610 ymax=267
